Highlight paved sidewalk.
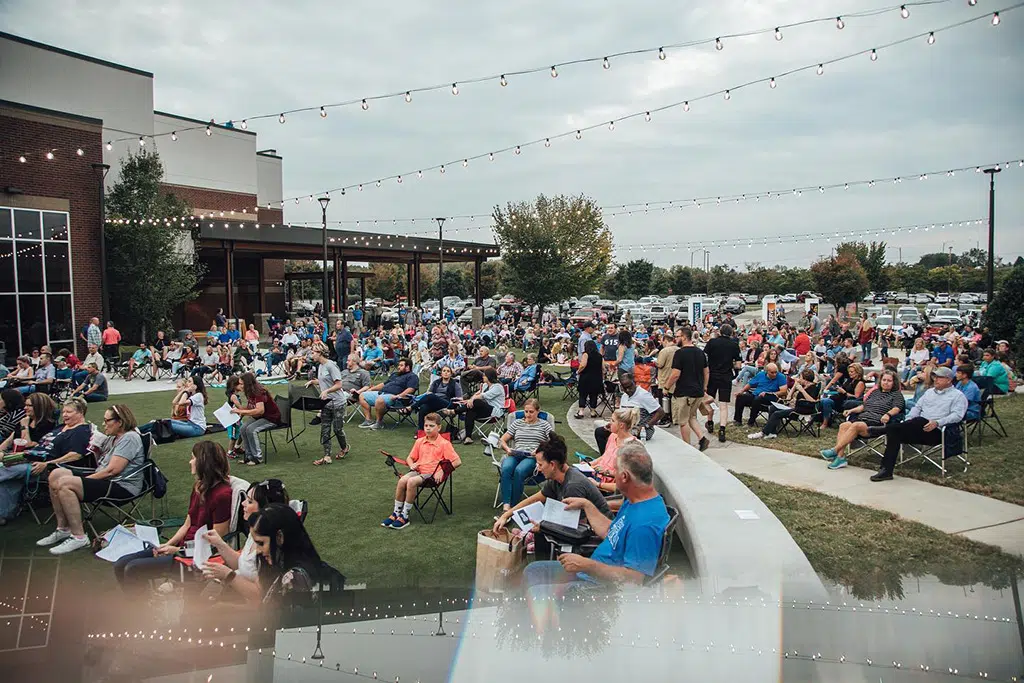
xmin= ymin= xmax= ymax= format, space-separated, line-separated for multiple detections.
xmin=566 ymin=410 xmax=1024 ymax=557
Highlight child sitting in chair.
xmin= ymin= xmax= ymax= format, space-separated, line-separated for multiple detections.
xmin=381 ymin=412 xmax=462 ymax=530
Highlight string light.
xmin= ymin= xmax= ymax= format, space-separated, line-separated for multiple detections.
xmin=170 ymin=131 xmax=177 ymax=141
xmin=992 ymin=11 xmax=1001 ymax=24
xmin=320 ymin=106 xmax=327 ymax=118
xmin=550 ymin=65 xmax=558 ymax=77
xmin=683 ymin=101 xmax=690 ymax=112
xmin=76 ymin=148 xmax=84 ymax=156
xmin=138 ymin=136 xmax=145 ymax=146
xmin=105 ymin=142 xmax=112 ymax=150
xmin=927 ymin=31 xmax=936 ymax=43
xmin=870 ymin=48 xmax=878 ymax=60
xmin=361 ymin=99 xmax=369 ymax=110
xmin=901 ymin=4 xmax=910 ymax=18
xmin=514 ymin=146 xmax=521 ymax=155
xmin=968 ymin=0 xmax=977 ymax=5
xmin=278 ymin=113 xmax=286 ymax=123
xmin=576 ymin=130 xmax=582 ymax=140
xmin=836 ymin=16 xmax=845 ymax=29
xmin=602 ymin=57 xmax=610 ymax=69
xmin=19 ymin=155 xmax=26 ymax=163
xmin=775 ymin=27 xmax=783 ymax=40
xmin=724 ymin=89 xmax=731 ymax=100
xmin=404 ymin=91 xmax=412 ymax=102
xmin=817 ymin=63 xmax=824 ymax=75
xmin=769 ymin=77 xmax=777 ymax=89
xmin=45 ymin=151 xmax=54 ymax=160
xmin=240 ymin=119 xmax=247 ymax=129
xmin=451 ymin=82 xmax=459 ymax=95
xmin=658 ymin=47 xmax=667 ymax=60
xmin=608 ymin=120 xmax=615 ymax=130
xmin=715 ymin=37 xmax=723 ymax=50
xmin=644 ymin=111 xmax=651 ymax=121
xmin=499 ymin=74 xmax=507 ymax=86
xmin=205 ymin=125 xmax=212 ymax=136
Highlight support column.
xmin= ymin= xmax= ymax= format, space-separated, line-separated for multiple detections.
xmin=224 ymin=242 xmax=235 ymax=320
xmin=360 ymin=276 xmax=366 ymax=309
xmin=474 ymin=258 xmax=483 ymax=306
xmin=333 ymin=251 xmax=342 ymax=314
xmin=258 ymin=257 xmax=267 ymax=313
xmin=406 ymin=262 xmax=413 ymax=308
xmin=341 ymin=260 xmax=348 ymax=310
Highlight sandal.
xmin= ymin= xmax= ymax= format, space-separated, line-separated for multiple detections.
xmin=337 ymin=446 xmax=349 ymax=459
xmin=590 ymin=410 xmax=599 ymax=418
xmin=573 ymin=412 xmax=585 ymax=420
xmin=313 ymin=456 xmax=332 ymax=466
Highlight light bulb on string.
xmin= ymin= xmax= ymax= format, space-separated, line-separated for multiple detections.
xmin=499 ymin=74 xmax=507 ymax=87
xmin=550 ymin=65 xmax=558 ymax=78
xmin=240 ymin=119 xmax=247 ymax=129
xmin=18 ymin=155 xmax=26 ymax=163
xmin=139 ymin=136 xmax=146 ymax=146
xmin=658 ymin=47 xmax=666 ymax=60
xmin=968 ymin=0 xmax=977 ymax=5
xmin=319 ymin=106 xmax=327 ymax=118
xmin=440 ymin=165 xmax=445 ymax=174
xmin=683 ymin=101 xmax=690 ymax=112
xmin=992 ymin=12 xmax=1000 ymax=25
xmin=602 ymin=57 xmax=610 ymax=69
xmin=489 ymin=152 xmax=495 ymax=160
xmin=927 ymin=31 xmax=935 ymax=44
xmin=205 ymin=125 xmax=212 ymax=136
xmin=278 ymin=113 xmax=286 ymax=123
xmin=576 ymin=130 xmax=582 ymax=140
xmin=46 ymin=151 xmax=54 ymax=160
xmin=417 ymin=170 xmax=423 ymax=178
xmin=462 ymin=159 xmax=468 ymax=167
xmin=544 ymin=138 xmax=550 ymax=147
xmin=769 ymin=77 xmax=776 ymax=89
xmin=775 ymin=27 xmax=783 ymax=41
xmin=836 ymin=16 xmax=845 ymax=29
xmin=900 ymin=5 xmax=910 ymax=19
xmin=514 ymin=146 xmax=521 ymax=155
xmin=870 ymin=49 xmax=878 ymax=61
xmin=361 ymin=99 xmax=369 ymax=110
xmin=608 ymin=121 xmax=615 ymax=130
xmin=644 ymin=111 xmax=651 ymax=122
xmin=724 ymin=90 xmax=731 ymax=100
xmin=451 ymin=82 xmax=459 ymax=95
xmin=715 ymin=37 xmax=723 ymax=50
xmin=817 ymin=63 xmax=824 ymax=75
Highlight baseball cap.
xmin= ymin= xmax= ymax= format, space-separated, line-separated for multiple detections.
xmin=583 ymin=321 xmax=595 ymax=329
xmin=932 ymin=366 xmax=954 ymax=379
xmin=996 ymin=339 xmax=1009 ymax=345
xmin=54 ymin=355 xmax=66 ymax=363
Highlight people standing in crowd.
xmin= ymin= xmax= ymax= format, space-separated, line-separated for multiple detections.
xmin=334 ymin=320 xmax=354 ymax=369
xmin=101 ymin=321 xmax=122 ymax=360
xmin=574 ymin=339 xmax=603 ymax=419
xmin=654 ymin=332 xmax=679 ymax=426
xmin=616 ymin=329 xmax=636 ymax=377
xmin=703 ymin=323 xmax=742 ymax=443
xmin=233 ymin=372 xmax=282 ymax=466
xmin=308 ymin=345 xmax=349 ymax=466
xmin=667 ymin=326 xmax=710 ymax=451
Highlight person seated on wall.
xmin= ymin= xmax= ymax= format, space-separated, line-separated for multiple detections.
xmin=124 ymin=343 xmax=152 ymax=382
xmin=70 ymin=363 xmax=109 ymax=403
xmin=493 ymin=433 xmax=611 ymax=556
xmin=497 ymin=352 xmax=524 ymax=386
xmin=356 ymin=358 xmax=420 ymax=430
xmin=112 ymin=441 xmax=232 ymax=592
xmin=495 ymin=398 xmax=555 ymax=512
xmin=400 ymin=365 xmax=463 ymax=431
xmin=380 ymin=412 xmax=463 ymax=530
xmin=732 ymin=362 xmax=788 ymax=427
xmin=872 ymin=366 xmax=967 ymax=482
xmin=37 ymin=403 xmax=146 ymax=555
xmin=523 ymin=442 xmax=670 ymax=590
xmin=820 ymin=369 xmax=905 ymax=470
xmin=200 ymin=478 xmax=290 ymax=603
xmin=139 ymin=375 xmax=209 ymax=439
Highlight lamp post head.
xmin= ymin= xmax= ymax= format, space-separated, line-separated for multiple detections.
xmin=982 ymin=167 xmax=1001 ymax=176
xmin=317 ymin=196 xmax=331 ymax=210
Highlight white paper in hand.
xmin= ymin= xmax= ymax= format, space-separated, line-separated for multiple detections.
xmin=214 ymin=402 xmax=240 ymax=428
xmin=542 ymin=498 xmax=581 ymax=528
xmin=193 ymin=530 xmax=213 ymax=569
xmin=96 ymin=526 xmax=147 ymax=562
xmin=511 ymin=501 xmax=545 ymax=529
xmin=133 ymin=524 xmax=160 ymax=548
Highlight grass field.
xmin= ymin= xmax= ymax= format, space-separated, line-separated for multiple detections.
xmin=737 ymin=474 xmax=1024 ymax=600
xmin=726 ymin=394 xmax=1024 ymax=505
xmin=0 ymin=380 xmax=595 ymax=589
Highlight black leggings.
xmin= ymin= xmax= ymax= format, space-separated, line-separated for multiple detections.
xmin=578 ymin=386 xmax=600 ymax=410
xmin=456 ymin=398 xmax=492 ymax=435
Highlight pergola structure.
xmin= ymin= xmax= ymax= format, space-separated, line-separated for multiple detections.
xmin=189 ymin=219 xmax=498 ymax=328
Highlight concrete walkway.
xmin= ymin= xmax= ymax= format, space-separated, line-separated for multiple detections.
xmin=566 ymin=411 xmax=1024 ymax=558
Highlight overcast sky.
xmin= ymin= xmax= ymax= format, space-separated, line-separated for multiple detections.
xmin=4 ymin=0 xmax=1022 ymax=268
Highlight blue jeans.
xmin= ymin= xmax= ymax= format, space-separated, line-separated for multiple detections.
xmin=500 ymin=451 xmax=543 ymax=506
xmin=523 ymin=561 xmax=594 ymax=604
xmin=736 ymin=365 xmax=758 ymax=386
xmin=861 ymin=342 xmax=873 ymax=363
xmin=113 ymin=550 xmax=175 ymax=592
xmin=411 ymin=393 xmax=451 ymax=429
xmin=821 ymin=397 xmax=862 ymax=424
xmin=72 ymin=369 xmax=89 ymax=385
xmin=139 ymin=419 xmax=205 ymax=438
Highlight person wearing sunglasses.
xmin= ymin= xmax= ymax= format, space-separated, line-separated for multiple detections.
xmin=37 ymin=403 xmax=145 ymax=555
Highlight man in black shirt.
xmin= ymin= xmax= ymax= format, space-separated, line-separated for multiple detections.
xmin=667 ymin=326 xmax=709 ymax=451
xmin=600 ymin=323 xmax=620 ymax=363
xmin=703 ymin=324 xmax=743 ymax=443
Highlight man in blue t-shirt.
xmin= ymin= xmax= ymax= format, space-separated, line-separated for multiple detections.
xmin=931 ymin=338 xmax=954 ymax=368
xmin=733 ymin=362 xmax=789 ymax=426
xmin=334 ymin=321 xmax=354 ymax=368
xmin=523 ymin=442 xmax=670 ymax=590
xmin=357 ymin=358 xmax=420 ymax=429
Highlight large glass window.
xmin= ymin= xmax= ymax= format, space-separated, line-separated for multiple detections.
xmin=0 ymin=207 xmax=73 ymax=358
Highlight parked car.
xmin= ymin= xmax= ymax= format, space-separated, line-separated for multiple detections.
xmin=900 ymin=312 xmax=923 ymax=326
xmin=744 ymin=293 xmax=760 ymax=305
xmin=873 ymin=292 xmax=888 ymax=304
xmin=780 ymin=293 xmax=798 ymax=303
xmin=929 ymin=308 xmax=963 ymax=327
xmin=934 ymin=292 xmax=950 ymax=304
xmin=579 ymin=294 xmax=600 ymax=305
xmin=723 ymin=297 xmax=746 ymax=314
xmin=874 ymin=315 xmax=900 ymax=332
xmin=913 ymin=293 xmax=933 ymax=304
xmin=896 ymin=306 xmax=919 ymax=319
xmin=894 ymin=292 xmax=911 ymax=304
xmin=457 ymin=307 xmax=496 ymax=323
xmin=648 ymin=304 xmax=670 ymax=323
xmin=569 ymin=307 xmax=600 ymax=327
xmin=924 ymin=303 xmax=942 ymax=318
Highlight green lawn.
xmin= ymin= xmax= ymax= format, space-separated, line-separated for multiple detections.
xmin=737 ymin=473 xmax=1024 ymax=601
xmin=0 ymin=381 xmax=595 ymax=589
xmin=726 ymin=394 xmax=1024 ymax=505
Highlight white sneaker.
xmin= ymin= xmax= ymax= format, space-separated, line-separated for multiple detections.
xmin=747 ymin=432 xmax=764 ymax=440
xmin=36 ymin=529 xmax=71 ymax=547
xmin=763 ymin=433 xmax=777 ymax=440
xmin=49 ymin=535 xmax=91 ymax=555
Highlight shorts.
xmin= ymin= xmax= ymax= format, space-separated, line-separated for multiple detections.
xmin=671 ymin=396 xmax=703 ymax=425
xmin=362 ymin=391 xmax=397 ymax=407
xmin=707 ymin=375 xmax=733 ymax=402
xmin=79 ymin=477 xmax=134 ymax=502
xmin=411 ymin=472 xmax=437 ymax=485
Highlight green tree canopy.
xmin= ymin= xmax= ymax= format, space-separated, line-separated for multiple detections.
xmin=614 ymin=259 xmax=655 ymax=299
xmin=492 ymin=194 xmax=612 ymax=309
xmin=984 ymin=259 xmax=1024 ymax=359
xmin=811 ymin=253 xmax=870 ymax=311
xmin=105 ymin=149 xmax=203 ymax=339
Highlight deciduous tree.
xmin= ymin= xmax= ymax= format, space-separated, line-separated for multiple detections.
xmin=811 ymin=254 xmax=870 ymax=312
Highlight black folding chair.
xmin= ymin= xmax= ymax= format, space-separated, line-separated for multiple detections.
xmin=380 ymin=441 xmax=457 ymax=524
xmin=777 ymin=401 xmax=823 ymax=438
xmin=261 ymin=395 xmax=301 ymax=461
xmin=969 ymin=375 xmax=1007 ymax=446
xmin=78 ymin=432 xmax=161 ymax=539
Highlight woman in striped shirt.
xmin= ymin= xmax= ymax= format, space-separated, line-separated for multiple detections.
xmin=821 ymin=370 xmax=905 ymax=470
xmin=496 ymin=398 xmax=554 ymax=511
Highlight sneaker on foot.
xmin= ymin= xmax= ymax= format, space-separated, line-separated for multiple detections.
xmin=827 ymin=456 xmax=848 ymax=470
xmin=747 ymin=432 xmax=764 ymax=440
xmin=309 ymin=416 xmax=322 ymax=426
xmin=820 ymin=448 xmax=837 ymax=461
xmin=763 ymin=433 xmax=777 ymax=440
xmin=870 ymin=470 xmax=893 ymax=482
xmin=718 ymin=425 xmax=726 ymax=443
xmin=36 ymin=529 xmax=71 ymax=547
xmin=369 ymin=422 xmax=384 ymax=430
xmin=698 ymin=436 xmax=710 ymax=452
xmin=391 ymin=514 xmax=410 ymax=530
xmin=358 ymin=420 xmax=375 ymax=428
xmin=381 ymin=514 xmax=398 ymax=528
xmin=49 ymin=535 xmax=91 ymax=555
xmin=705 ymin=419 xmax=714 ymax=433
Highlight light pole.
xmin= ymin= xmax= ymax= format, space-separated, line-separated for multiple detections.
xmin=435 ymin=217 xmax=446 ymax=312
xmin=983 ymin=167 xmax=1001 ymax=304
xmin=318 ymin=196 xmax=330 ymax=313
xmin=91 ymin=163 xmax=111 ymax=324
xmin=948 ymin=245 xmax=954 ymax=293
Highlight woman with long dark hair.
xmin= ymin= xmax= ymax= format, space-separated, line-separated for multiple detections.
xmin=232 ymin=372 xmax=281 ymax=465
xmin=0 ymin=389 xmax=27 ymax=443
xmin=139 ymin=375 xmax=209 ymax=439
xmin=224 ymin=374 xmax=244 ymax=458
xmin=574 ymin=339 xmax=603 ymax=419
xmin=249 ymin=502 xmax=326 ymax=603
xmin=112 ymin=441 xmax=232 ymax=592
xmin=615 ymin=330 xmax=636 ymax=377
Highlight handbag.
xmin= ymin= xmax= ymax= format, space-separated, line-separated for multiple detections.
xmin=152 ymin=419 xmax=178 ymax=444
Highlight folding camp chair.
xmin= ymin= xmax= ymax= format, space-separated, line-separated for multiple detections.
xmin=969 ymin=375 xmax=1007 ymax=446
xmin=385 ymin=395 xmax=417 ymax=430
xmin=380 ymin=432 xmax=457 ymax=523
xmin=484 ymin=409 xmax=553 ymax=508
xmin=777 ymin=402 xmax=823 ymax=439
xmin=472 ymin=385 xmax=514 ymax=442
xmin=260 ymin=395 xmax=301 ymax=461
xmin=78 ymin=432 xmax=160 ymax=539
xmin=510 ymin=369 xmax=541 ymax=405
xmin=900 ymin=420 xmax=969 ymax=478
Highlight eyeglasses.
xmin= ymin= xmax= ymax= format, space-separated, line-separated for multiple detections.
xmin=103 ymin=416 xmax=119 ymax=423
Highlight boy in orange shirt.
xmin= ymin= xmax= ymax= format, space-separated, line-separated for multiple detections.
xmin=382 ymin=412 xmax=462 ymax=529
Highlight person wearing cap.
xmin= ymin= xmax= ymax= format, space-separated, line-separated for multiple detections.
xmin=873 ymin=365 xmax=967 ymax=482
xmin=931 ymin=338 xmax=955 ymax=368
xmin=578 ymin=321 xmax=595 ymax=358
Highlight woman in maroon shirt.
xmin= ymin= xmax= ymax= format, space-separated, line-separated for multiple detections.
xmin=113 ymin=441 xmax=232 ymax=592
xmin=232 ymin=372 xmax=281 ymax=466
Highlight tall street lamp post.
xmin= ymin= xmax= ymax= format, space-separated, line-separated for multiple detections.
xmin=982 ymin=167 xmax=1001 ymax=305
xmin=318 ymin=196 xmax=331 ymax=312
